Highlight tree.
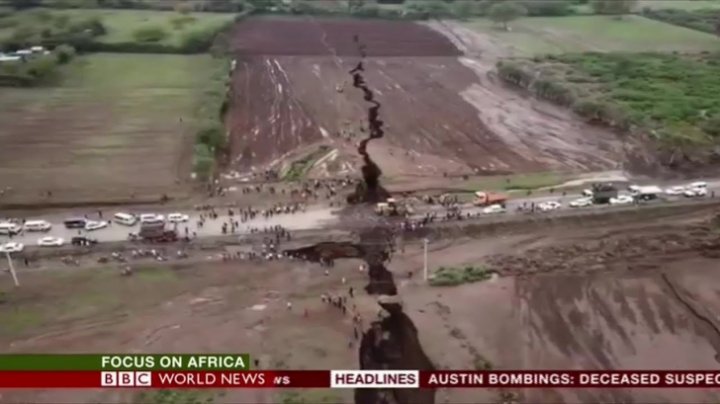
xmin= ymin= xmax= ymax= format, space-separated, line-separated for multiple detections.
xmin=488 ymin=2 xmax=527 ymax=31
xmin=591 ymin=0 xmax=637 ymax=17
xmin=348 ymin=0 xmax=365 ymax=13
xmin=8 ymin=0 xmax=42 ymax=9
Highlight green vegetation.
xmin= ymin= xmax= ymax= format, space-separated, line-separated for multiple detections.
xmin=642 ymin=8 xmax=720 ymax=35
xmin=191 ymin=58 xmax=230 ymax=180
xmin=488 ymin=2 xmax=528 ymax=30
xmin=279 ymin=390 xmax=343 ymax=404
xmin=282 ymin=146 xmax=331 ymax=181
xmin=638 ymin=0 xmax=720 ymax=11
xmin=0 ymin=45 xmax=76 ymax=86
xmin=498 ymin=52 xmax=720 ymax=148
xmin=134 ymin=389 xmax=216 ymax=404
xmin=0 ymin=8 xmax=237 ymax=53
xmin=462 ymin=15 xmax=720 ymax=56
xmin=429 ymin=265 xmax=493 ymax=287
xmin=591 ymin=0 xmax=637 ymax=15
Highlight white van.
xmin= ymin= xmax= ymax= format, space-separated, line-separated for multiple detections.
xmin=689 ymin=181 xmax=707 ymax=189
xmin=113 ymin=212 xmax=137 ymax=226
xmin=24 ymin=220 xmax=52 ymax=232
xmin=0 ymin=222 xmax=22 ymax=236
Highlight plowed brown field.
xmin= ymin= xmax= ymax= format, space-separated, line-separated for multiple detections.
xmin=225 ymin=17 xmax=627 ymax=182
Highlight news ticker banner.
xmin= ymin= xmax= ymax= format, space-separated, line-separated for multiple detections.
xmin=2 ymin=361 xmax=720 ymax=389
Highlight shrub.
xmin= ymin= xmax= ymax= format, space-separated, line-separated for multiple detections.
xmin=180 ymin=28 xmax=216 ymax=52
xmin=405 ymin=0 xmax=453 ymax=19
xmin=496 ymin=61 xmax=532 ymax=87
xmin=352 ymin=4 xmax=381 ymax=18
xmin=54 ymin=44 xmax=76 ymax=64
xmin=132 ymin=26 xmax=168 ymax=43
xmin=193 ymin=144 xmax=214 ymax=180
xmin=196 ymin=125 xmax=226 ymax=151
xmin=519 ymin=0 xmax=573 ymax=16
xmin=429 ymin=265 xmax=492 ymax=287
xmin=170 ymin=15 xmax=197 ymax=30
xmin=702 ymin=113 xmax=720 ymax=137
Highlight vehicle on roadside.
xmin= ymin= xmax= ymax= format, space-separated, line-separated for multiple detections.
xmin=23 ymin=220 xmax=52 ymax=232
xmin=113 ymin=213 xmax=138 ymax=226
xmin=684 ymin=187 xmax=707 ymax=197
xmin=482 ymin=204 xmax=505 ymax=214
xmin=631 ymin=185 xmax=663 ymax=201
xmin=72 ymin=236 xmax=98 ymax=246
xmin=0 ymin=222 xmax=22 ymax=236
xmin=539 ymin=201 xmax=562 ymax=211
xmin=140 ymin=213 xmax=165 ymax=224
xmin=689 ymin=181 xmax=707 ymax=190
xmin=610 ymin=195 xmax=634 ymax=205
xmin=37 ymin=236 xmax=64 ymax=247
xmin=84 ymin=220 xmax=108 ymax=231
xmin=591 ymin=183 xmax=618 ymax=204
xmin=473 ymin=191 xmax=508 ymax=207
xmin=167 ymin=213 xmax=190 ymax=223
xmin=63 ymin=218 xmax=87 ymax=229
xmin=665 ymin=186 xmax=685 ymax=195
xmin=0 ymin=242 xmax=24 ymax=253
xmin=569 ymin=197 xmax=593 ymax=208
xmin=582 ymin=189 xmax=593 ymax=197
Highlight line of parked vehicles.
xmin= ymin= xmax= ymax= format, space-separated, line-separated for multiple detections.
xmin=0 ymin=211 xmax=190 ymax=253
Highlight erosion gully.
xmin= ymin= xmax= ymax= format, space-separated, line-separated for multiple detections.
xmin=285 ymin=36 xmax=436 ymax=404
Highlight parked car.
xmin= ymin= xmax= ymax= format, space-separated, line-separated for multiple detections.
xmin=71 ymin=236 xmax=98 ymax=246
xmin=539 ymin=201 xmax=562 ymax=211
xmin=582 ymin=189 xmax=593 ymax=197
xmin=684 ymin=187 xmax=707 ymax=197
xmin=113 ymin=213 xmax=137 ymax=226
xmin=37 ymin=237 xmax=64 ymax=247
xmin=689 ymin=181 xmax=707 ymax=189
xmin=665 ymin=186 xmax=685 ymax=195
xmin=24 ymin=220 xmax=52 ymax=232
xmin=140 ymin=213 xmax=165 ymax=224
xmin=0 ymin=242 xmax=24 ymax=253
xmin=569 ymin=197 xmax=593 ymax=208
xmin=63 ymin=218 xmax=87 ymax=229
xmin=0 ymin=222 xmax=22 ymax=236
xmin=85 ymin=220 xmax=108 ymax=231
xmin=610 ymin=195 xmax=634 ymax=205
xmin=167 ymin=213 xmax=190 ymax=223
xmin=482 ymin=204 xmax=505 ymax=214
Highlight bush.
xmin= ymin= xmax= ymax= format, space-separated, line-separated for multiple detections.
xmin=405 ymin=0 xmax=453 ymax=19
xmin=518 ymin=0 xmax=574 ymax=16
xmin=429 ymin=265 xmax=492 ymax=287
xmin=132 ymin=26 xmax=168 ymax=43
xmin=54 ymin=44 xmax=76 ymax=64
xmin=352 ymin=4 xmax=381 ymax=18
xmin=196 ymin=125 xmax=226 ymax=151
xmin=193 ymin=144 xmax=214 ymax=180
xmin=702 ymin=113 xmax=720 ymax=137
xmin=170 ymin=15 xmax=197 ymax=30
xmin=180 ymin=28 xmax=216 ymax=52
xmin=496 ymin=61 xmax=532 ymax=87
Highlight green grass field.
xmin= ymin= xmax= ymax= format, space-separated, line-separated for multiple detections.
xmin=0 ymin=8 xmax=235 ymax=46
xmin=463 ymin=15 xmax=720 ymax=55
xmin=0 ymin=53 xmax=226 ymax=204
xmin=638 ymin=0 xmax=720 ymax=10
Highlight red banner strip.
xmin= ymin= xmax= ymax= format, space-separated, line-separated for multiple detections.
xmin=3 ymin=370 xmax=720 ymax=389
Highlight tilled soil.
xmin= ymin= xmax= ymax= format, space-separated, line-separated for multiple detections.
xmin=225 ymin=17 xmax=627 ymax=180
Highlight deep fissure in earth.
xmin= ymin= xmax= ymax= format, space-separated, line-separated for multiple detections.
xmin=286 ymin=36 xmax=435 ymax=404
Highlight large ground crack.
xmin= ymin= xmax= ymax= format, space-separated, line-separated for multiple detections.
xmin=286 ymin=35 xmax=435 ymax=404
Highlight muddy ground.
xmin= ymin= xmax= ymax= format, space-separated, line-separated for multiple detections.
xmin=2 ymin=207 xmax=720 ymax=403
xmin=224 ymin=17 xmax=630 ymax=186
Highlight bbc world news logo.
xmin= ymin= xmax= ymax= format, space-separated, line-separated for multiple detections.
xmin=101 ymin=371 xmax=152 ymax=387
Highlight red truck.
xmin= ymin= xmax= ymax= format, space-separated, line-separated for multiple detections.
xmin=472 ymin=191 xmax=508 ymax=207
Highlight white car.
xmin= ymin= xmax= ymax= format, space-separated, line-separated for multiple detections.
xmin=582 ymin=189 xmax=593 ymax=197
xmin=539 ymin=201 xmax=562 ymax=211
xmin=85 ymin=220 xmax=109 ymax=231
xmin=23 ymin=220 xmax=52 ymax=232
xmin=140 ymin=214 xmax=165 ymax=224
xmin=482 ymin=204 xmax=505 ymax=214
xmin=167 ymin=213 xmax=190 ymax=223
xmin=610 ymin=195 xmax=634 ymax=205
xmin=684 ymin=187 xmax=707 ymax=197
xmin=37 ymin=237 xmax=64 ymax=247
xmin=0 ymin=242 xmax=24 ymax=253
xmin=569 ymin=197 xmax=593 ymax=208
xmin=665 ymin=186 xmax=685 ymax=195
